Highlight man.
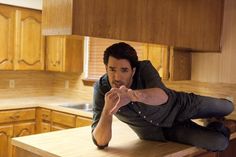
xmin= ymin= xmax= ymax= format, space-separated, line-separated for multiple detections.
xmin=92 ymin=42 xmax=234 ymax=151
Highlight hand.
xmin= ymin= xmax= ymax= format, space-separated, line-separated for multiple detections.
xmin=104 ymin=88 xmax=119 ymax=114
xmin=110 ymin=86 xmax=132 ymax=114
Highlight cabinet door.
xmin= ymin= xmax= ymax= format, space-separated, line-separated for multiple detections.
xmin=0 ymin=5 xmax=14 ymax=70
xmin=0 ymin=125 xmax=13 ymax=157
xmin=76 ymin=116 xmax=92 ymax=127
xmin=13 ymin=122 xmax=35 ymax=137
xmin=52 ymin=111 xmax=76 ymax=128
xmin=46 ymin=35 xmax=83 ymax=73
xmin=46 ymin=36 xmax=64 ymax=72
xmin=14 ymin=9 xmax=45 ymax=70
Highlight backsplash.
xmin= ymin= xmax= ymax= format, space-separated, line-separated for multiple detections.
xmin=0 ymin=71 xmax=53 ymax=98
xmin=52 ymin=72 xmax=94 ymax=102
xmin=0 ymin=71 xmax=236 ymax=115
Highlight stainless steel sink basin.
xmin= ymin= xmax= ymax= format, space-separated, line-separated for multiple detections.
xmin=59 ymin=103 xmax=93 ymax=112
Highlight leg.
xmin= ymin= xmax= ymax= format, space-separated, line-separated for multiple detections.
xmin=163 ymin=120 xmax=229 ymax=151
xmin=192 ymin=96 xmax=234 ymax=119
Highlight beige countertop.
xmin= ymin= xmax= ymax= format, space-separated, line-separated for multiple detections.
xmin=13 ymin=120 xmax=233 ymax=157
xmin=0 ymin=96 xmax=93 ymax=117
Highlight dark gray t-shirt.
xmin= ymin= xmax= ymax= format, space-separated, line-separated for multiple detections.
xmin=92 ymin=60 xmax=199 ymax=141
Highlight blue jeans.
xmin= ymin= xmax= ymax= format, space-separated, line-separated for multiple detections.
xmin=163 ymin=96 xmax=234 ymax=151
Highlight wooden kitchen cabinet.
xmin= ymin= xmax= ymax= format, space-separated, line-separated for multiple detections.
xmin=76 ymin=116 xmax=92 ymax=127
xmin=0 ymin=125 xmax=13 ymax=157
xmin=51 ymin=111 xmax=76 ymax=130
xmin=36 ymin=108 xmax=51 ymax=133
xmin=0 ymin=108 xmax=35 ymax=157
xmin=0 ymin=5 xmax=14 ymax=70
xmin=13 ymin=122 xmax=35 ymax=137
xmin=42 ymin=0 xmax=223 ymax=51
xmin=14 ymin=8 xmax=45 ymax=70
xmin=46 ymin=35 xmax=83 ymax=73
xmin=0 ymin=4 xmax=45 ymax=71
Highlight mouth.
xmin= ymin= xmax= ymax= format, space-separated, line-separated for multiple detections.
xmin=113 ymin=82 xmax=123 ymax=88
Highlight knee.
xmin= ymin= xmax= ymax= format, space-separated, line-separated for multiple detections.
xmin=223 ymin=99 xmax=234 ymax=115
xmin=207 ymin=135 xmax=229 ymax=151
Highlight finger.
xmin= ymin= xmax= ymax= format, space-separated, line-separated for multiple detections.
xmin=119 ymin=85 xmax=128 ymax=92
xmin=110 ymin=105 xmax=119 ymax=115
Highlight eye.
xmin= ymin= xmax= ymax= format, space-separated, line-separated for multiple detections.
xmin=121 ymin=68 xmax=128 ymax=73
xmin=109 ymin=67 xmax=116 ymax=72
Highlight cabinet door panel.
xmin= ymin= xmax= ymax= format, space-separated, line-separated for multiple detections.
xmin=52 ymin=111 xmax=76 ymax=127
xmin=0 ymin=5 xmax=14 ymax=70
xmin=14 ymin=9 xmax=44 ymax=70
xmin=0 ymin=125 xmax=13 ymax=157
xmin=76 ymin=116 xmax=92 ymax=127
xmin=46 ymin=36 xmax=64 ymax=71
xmin=13 ymin=122 xmax=35 ymax=137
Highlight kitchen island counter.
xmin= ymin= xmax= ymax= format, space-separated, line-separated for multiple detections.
xmin=12 ymin=120 xmax=236 ymax=157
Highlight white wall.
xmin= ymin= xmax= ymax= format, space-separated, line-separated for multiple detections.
xmin=0 ymin=0 xmax=42 ymax=10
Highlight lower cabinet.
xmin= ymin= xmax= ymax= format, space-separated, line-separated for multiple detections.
xmin=0 ymin=107 xmax=91 ymax=157
xmin=51 ymin=111 xmax=76 ymax=130
xmin=0 ymin=108 xmax=36 ymax=157
xmin=0 ymin=125 xmax=13 ymax=157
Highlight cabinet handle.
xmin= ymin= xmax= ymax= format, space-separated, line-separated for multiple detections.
xmin=15 ymin=115 xmax=20 ymax=119
xmin=10 ymin=116 xmax=15 ymax=120
xmin=51 ymin=61 xmax=60 ymax=67
xmin=43 ymin=114 xmax=48 ymax=118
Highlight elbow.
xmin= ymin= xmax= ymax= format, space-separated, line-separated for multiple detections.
xmin=162 ymin=91 xmax=169 ymax=104
xmin=92 ymin=133 xmax=109 ymax=149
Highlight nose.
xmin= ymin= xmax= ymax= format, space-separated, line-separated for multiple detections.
xmin=114 ymin=72 xmax=122 ymax=81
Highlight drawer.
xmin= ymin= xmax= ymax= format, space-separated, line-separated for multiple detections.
xmin=41 ymin=122 xmax=51 ymax=133
xmin=0 ymin=108 xmax=35 ymax=123
xmin=52 ymin=111 xmax=76 ymax=127
xmin=39 ymin=108 xmax=51 ymax=122
xmin=76 ymin=116 xmax=92 ymax=127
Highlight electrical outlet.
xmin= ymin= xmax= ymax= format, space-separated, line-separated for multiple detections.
xmin=9 ymin=80 xmax=15 ymax=88
xmin=65 ymin=80 xmax=69 ymax=89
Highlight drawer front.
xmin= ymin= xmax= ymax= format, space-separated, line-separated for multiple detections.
xmin=52 ymin=111 xmax=76 ymax=127
xmin=40 ymin=108 xmax=51 ymax=121
xmin=41 ymin=122 xmax=51 ymax=133
xmin=0 ymin=108 xmax=35 ymax=123
xmin=76 ymin=116 xmax=92 ymax=127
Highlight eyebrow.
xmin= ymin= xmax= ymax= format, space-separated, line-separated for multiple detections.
xmin=109 ymin=66 xmax=116 ymax=69
xmin=121 ymin=67 xmax=129 ymax=71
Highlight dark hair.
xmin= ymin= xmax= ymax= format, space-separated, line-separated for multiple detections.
xmin=103 ymin=42 xmax=138 ymax=68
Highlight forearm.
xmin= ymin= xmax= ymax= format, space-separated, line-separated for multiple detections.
xmin=92 ymin=108 xmax=113 ymax=147
xmin=132 ymin=88 xmax=168 ymax=105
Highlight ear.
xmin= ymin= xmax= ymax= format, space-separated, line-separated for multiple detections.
xmin=132 ymin=68 xmax=136 ymax=77
xmin=105 ymin=65 xmax=108 ymax=72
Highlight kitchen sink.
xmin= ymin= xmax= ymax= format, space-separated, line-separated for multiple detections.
xmin=59 ymin=103 xmax=93 ymax=112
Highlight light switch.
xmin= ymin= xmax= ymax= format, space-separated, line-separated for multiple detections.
xmin=65 ymin=80 xmax=69 ymax=89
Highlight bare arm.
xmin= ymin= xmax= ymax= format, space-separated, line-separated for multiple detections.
xmin=129 ymin=88 xmax=168 ymax=106
xmin=92 ymin=89 xmax=119 ymax=147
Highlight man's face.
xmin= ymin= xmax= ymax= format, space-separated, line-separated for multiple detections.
xmin=106 ymin=56 xmax=136 ymax=88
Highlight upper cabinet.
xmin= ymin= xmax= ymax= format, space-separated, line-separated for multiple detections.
xmin=42 ymin=0 xmax=224 ymax=51
xmin=46 ymin=35 xmax=83 ymax=73
xmin=0 ymin=5 xmax=14 ymax=70
xmin=14 ymin=9 xmax=45 ymax=70
xmin=0 ymin=4 xmax=45 ymax=70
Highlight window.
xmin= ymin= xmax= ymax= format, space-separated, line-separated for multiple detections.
xmin=85 ymin=37 xmax=148 ymax=80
